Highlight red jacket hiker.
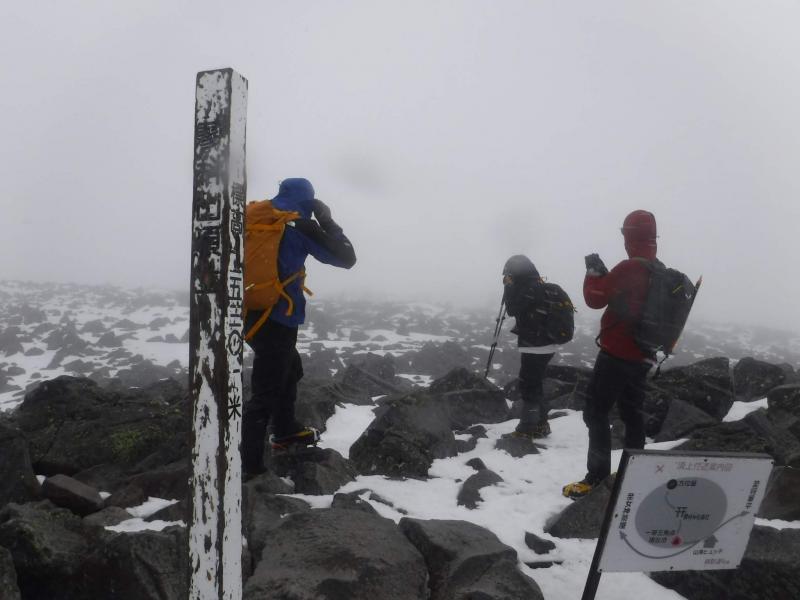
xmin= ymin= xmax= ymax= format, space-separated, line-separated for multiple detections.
xmin=584 ymin=210 xmax=657 ymax=362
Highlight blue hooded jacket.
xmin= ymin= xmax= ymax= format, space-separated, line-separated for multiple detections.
xmin=267 ymin=178 xmax=355 ymax=327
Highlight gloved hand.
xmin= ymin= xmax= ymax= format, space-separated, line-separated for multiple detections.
xmin=312 ymin=198 xmax=343 ymax=235
xmin=585 ymin=253 xmax=609 ymax=277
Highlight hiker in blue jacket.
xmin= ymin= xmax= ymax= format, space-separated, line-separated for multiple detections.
xmin=242 ymin=178 xmax=356 ymax=477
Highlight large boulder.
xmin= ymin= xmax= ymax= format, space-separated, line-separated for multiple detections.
xmin=758 ymin=467 xmax=800 ymax=521
xmin=244 ymin=509 xmax=429 ymax=600
xmin=767 ymin=384 xmax=800 ymax=421
xmin=457 ymin=470 xmax=504 ymax=509
xmin=674 ymin=418 xmax=797 ymax=465
xmin=350 ymin=392 xmax=458 ymax=478
xmin=653 ymin=398 xmax=718 ymax=442
xmin=0 ymin=546 xmax=20 ymax=600
xmin=91 ymin=527 xmax=188 ymax=600
xmin=41 ymin=474 xmax=104 ymax=516
xmin=242 ymin=473 xmax=306 ymax=564
xmin=734 ymin=357 xmax=788 ymax=401
xmin=399 ymin=518 xmax=544 ymax=600
xmin=545 ymin=476 xmax=615 ymax=539
xmin=339 ymin=353 xmax=404 ymax=396
xmin=429 ymin=368 xmax=509 ymax=429
xmin=105 ymin=460 xmax=190 ymax=508
xmin=270 ymin=447 xmax=357 ymax=495
xmin=0 ymin=424 xmax=39 ymax=508
xmin=409 ymin=341 xmax=472 ymax=378
xmin=651 ymin=526 xmax=800 ymax=600
xmin=0 ymin=327 xmax=24 ymax=357
xmin=656 ymin=357 xmax=734 ymax=420
xmin=743 ymin=409 xmax=800 ymax=467
xmin=12 ymin=376 xmax=190 ymax=476
xmin=0 ymin=502 xmax=93 ymax=599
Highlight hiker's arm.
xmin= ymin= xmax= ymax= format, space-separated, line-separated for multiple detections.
xmin=291 ymin=219 xmax=356 ymax=269
xmin=584 ymin=262 xmax=626 ymax=309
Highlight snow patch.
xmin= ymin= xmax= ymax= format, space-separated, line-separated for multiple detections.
xmin=723 ymin=398 xmax=768 ymax=422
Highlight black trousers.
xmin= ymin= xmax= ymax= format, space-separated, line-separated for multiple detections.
xmin=241 ymin=314 xmax=303 ymax=473
xmin=518 ymin=352 xmax=555 ymax=429
xmin=583 ymin=351 xmax=651 ymax=483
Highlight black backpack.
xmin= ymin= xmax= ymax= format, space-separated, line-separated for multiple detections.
xmin=634 ymin=260 xmax=698 ymax=357
xmin=536 ymin=282 xmax=576 ymax=344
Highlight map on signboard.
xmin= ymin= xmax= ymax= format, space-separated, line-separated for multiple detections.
xmin=598 ymin=451 xmax=773 ymax=573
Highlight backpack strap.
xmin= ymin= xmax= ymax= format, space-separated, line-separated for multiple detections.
xmin=243 ymin=270 xmax=311 ymax=341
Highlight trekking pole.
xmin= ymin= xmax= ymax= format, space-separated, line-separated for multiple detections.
xmin=484 ymin=301 xmax=507 ymax=379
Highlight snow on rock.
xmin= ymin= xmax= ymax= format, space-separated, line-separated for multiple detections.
xmin=723 ymin=397 xmax=769 ymax=422
xmin=106 ymin=518 xmax=186 ymax=533
xmin=126 ymin=497 xmax=179 ymax=519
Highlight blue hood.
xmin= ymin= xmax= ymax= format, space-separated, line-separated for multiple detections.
xmin=272 ymin=178 xmax=315 ymax=218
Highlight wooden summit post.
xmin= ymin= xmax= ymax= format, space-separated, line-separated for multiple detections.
xmin=188 ymin=68 xmax=248 ymax=600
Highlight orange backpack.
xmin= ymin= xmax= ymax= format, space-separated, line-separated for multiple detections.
xmin=243 ymin=200 xmax=311 ymax=340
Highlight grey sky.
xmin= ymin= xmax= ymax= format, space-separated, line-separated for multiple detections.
xmin=1 ymin=1 xmax=799 ymax=331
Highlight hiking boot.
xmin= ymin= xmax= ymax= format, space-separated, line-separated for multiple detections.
xmin=531 ymin=421 xmax=551 ymax=439
xmin=270 ymin=426 xmax=320 ymax=451
xmin=514 ymin=421 xmax=550 ymax=439
xmin=562 ymin=477 xmax=598 ymax=499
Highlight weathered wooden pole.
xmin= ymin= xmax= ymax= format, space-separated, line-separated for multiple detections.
xmin=188 ymin=68 xmax=248 ymax=600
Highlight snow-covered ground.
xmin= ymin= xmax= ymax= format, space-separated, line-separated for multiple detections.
xmin=313 ymin=405 xmax=689 ymax=600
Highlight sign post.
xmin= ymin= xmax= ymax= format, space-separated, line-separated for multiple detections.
xmin=582 ymin=449 xmax=773 ymax=600
xmin=188 ymin=68 xmax=248 ymax=600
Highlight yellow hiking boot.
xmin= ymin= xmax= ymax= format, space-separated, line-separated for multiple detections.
xmin=562 ymin=478 xmax=595 ymax=499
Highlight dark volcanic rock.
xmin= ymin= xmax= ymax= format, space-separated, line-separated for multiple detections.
xmin=656 ymin=357 xmax=734 ymax=420
xmin=94 ymin=527 xmax=188 ymax=600
xmin=734 ymin=357 xmax=788 ymax=401
xmin=653 ymin=398 xmax=718 ymax=442
xmin=525 ymin=531 xmax=557 ymax=555
xmin=294 ymin=379 xmax=371 ymax=434
xmin=409 ymin=341 xmax=472 ymax=378
xmin=14 ymin=376 xmax=190 ymax=476
xmin=457 ymin=469 xmax=504 ymax=509
xmin=82 ymin=506 xmax=132 ymax=529
xmin=743 ymin=409 xmax=800 ymax=467
xmin=243 ymin=481 xmax=309 ymax=564
xmin=80 ymin=319 xmax=108 ymax=334
xmin=349 ymin=328 xmax=370 ymax=342
xmin=495 ymin=434 xmax=541 ymax=457
xmin=244 ymin=509 xmax=428 ymax=600
xmin=111 ymin=359 xmax=180 ymax=389
xmin=399 ymin=518 xmax=544 ymax=600
xmin=465 ymin=457 xmax=488 ymax=471
xmin=429 ymin=368 xmax=509 ymax=429
xmin=339 ymin=353 xmax=404 ymax=396
xmin=0 ymin=424 xmax=40 ymax=507
xmin=331 ymin=491 xmax=380 ymax=515
xmin=767 ymin=384 xmax=800 ymax=422
xmin=651 ymin=526 xmax=800 ymax=600
xmin=350 ymin=391 xmax=458 ymax=478
xmin=758 ymin=467 xmax=800 ymax=521
xmin=95 ymin=331 xmax=123 ymax=348
xmin=545 ymin=476 xmax=615 ymax=539
xmin=0 ymin=546 xmax=20 ymax=600
xmin=270 ymin=447 xmax=357 ymax=495
xmin=0 ymin=502 xmax=93 ymax=599
xmin=0 ymin=327 xmax=24 ymax=356
xmin=106 ymin=460 xmax=190 ymax=507
xmin=41 ymin=474 xmax=104 ymax=516
xmin=675 ymin=420 xmax=781 ymax=463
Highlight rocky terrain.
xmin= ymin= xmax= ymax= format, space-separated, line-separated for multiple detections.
xmin=1 ymin=280 xmax=799 ymax=600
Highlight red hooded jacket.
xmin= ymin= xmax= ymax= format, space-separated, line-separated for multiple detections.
xmin=584 ymin=211 xmax=657 ymax=362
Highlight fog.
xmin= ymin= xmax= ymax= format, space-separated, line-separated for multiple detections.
xmin=1 ymin=1 xmax=799 ymax=331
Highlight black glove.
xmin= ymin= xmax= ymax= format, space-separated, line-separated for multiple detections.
xmin=585 ymin=253 xmax=609 ymax=277
xmin=312 ymin=199 xmax=342 ymax=235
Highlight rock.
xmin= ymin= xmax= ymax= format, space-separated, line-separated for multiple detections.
xmin=80 ymin=319 xmax=108 ymax=334
xmin=656 ymin=357 xmax=734 ymax=420
xmin=350 ymin=392 xmax=458 ymax=478
xmin=83 ymin=506 xmax=132 ymax=528
xmin=675 ymin=421 xmax=779 ymax=463
xmin=244 ymin=509 xmax=428 ymax=600
xmin=41 ymin=474 xmax=104 ymax=516
xmin=111 ymin=360 xmax=178 ymax=389
xmin=61 ymin=359 xmax=95 ymax=375
xmin=744 ymin=409 xmax=800 ymax=467
xmin=0 ymin=546 xmax=21 ymax=600
xmin=429 ymin=368 xmax=510 ymax=429
xmin=545 ymin=475 xmax=615 ymax=539
xmin=0 ymin=424 xmax=40 ymax=507
xmin=495 ymin=434 xmax=541 ymax=458
xmin=0 ymin=327 xmax=24 ymax=357
xmin=111 ymin=318 xmax=144 ymax=331
xmin=525 ymin=531 xmax=556 ymax=555
xmin=331 ymin=491 xmax=380 ymax=515
xmin=457 ymin=470 xmax=504 ymax=509
xmin=339 ymin=353 xmax=404 ymax=396
xmin=95 ymin=331 xmax=123 ymax=348
xmin=23 ymin=347 xmax=44 ymax=357
xmin=653 ymin=398 xmax=718 ymax=442
xmin=349 ymin=328 xmax=370 ymax=342
xmin=14 ymin=376 xmax=190 ymax=476
xmin=758 ymin=467 xmax=800 ymax=521
xmin=767 ymin=384 xmax=800 ymax=421
xmin=302 ymin=346 xmax=343 ymax=379
xmin=270 ymin=447 xmax=357 ymax=495
xmin=651 ymin=526 xmax=800 ymax=600
xmin=399 ymin=518 xmax=544 ymax=600
xmin=465 ymin=457 xmax=488 ymax=471
xmin=105 ymin=460 xmax=189 ymax=508
xmin=294 ymin=379 xmax=370 ymax=434
xmin=148 ymin=317 xmax=171 ymax=330
xmin=243 ymin=486 xmax=309 ymax=564
xmin=734 ymin=357 xmax=788 ymax=401
xmin=0 ymin=502 xmax=92 ymax=599
xmin=409 ymin=341 xmax=472 ymax=378
xmin=94 ymin=527 xmax=188 ymax=600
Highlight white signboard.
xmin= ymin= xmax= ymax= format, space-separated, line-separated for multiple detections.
xmin=598 ymin=450 xmax=773 ymax=573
